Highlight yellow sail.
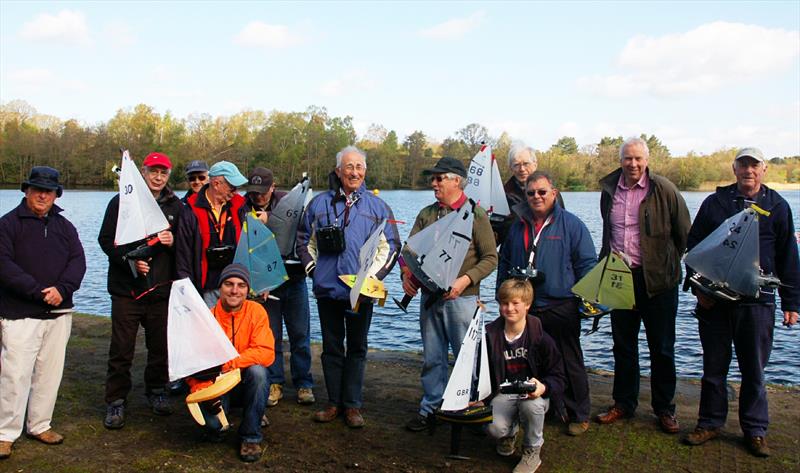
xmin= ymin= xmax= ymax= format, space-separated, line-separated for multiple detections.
xmin=571 ymin=252 xmax=635 ymax=310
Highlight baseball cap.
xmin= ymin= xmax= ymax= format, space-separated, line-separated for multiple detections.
xmin=143 ymin=152 xmax=172 ymax=170
xmin=245 ymin=167 xmax=274 ymax=194
xmin=208 ymin=161 xmax=248 ymax=187
xmin=185 ymin=160 xmax=209 ymax=175
xmin=734 ymin=147 xmax=765 ymax=163
xmin=422 ymin=156 xmax=467 ymax=178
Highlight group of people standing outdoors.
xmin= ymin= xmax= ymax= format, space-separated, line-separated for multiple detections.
xmin=0 ymin=137 xmax=796 ymax=472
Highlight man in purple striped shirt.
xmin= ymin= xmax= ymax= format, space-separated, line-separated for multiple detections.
xmin=594 ymin=137 xmax=691 ymax=434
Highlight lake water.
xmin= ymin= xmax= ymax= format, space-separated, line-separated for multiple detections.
xmin=2 ymin=188 xmax=798 ymax=385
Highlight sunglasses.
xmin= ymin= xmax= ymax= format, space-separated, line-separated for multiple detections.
xmin=430 ymin=175 xmax=451 ymax=183
xmin=526 ymin=189 xmax=550 ymax=197
xmin=188 ymin=175 xmax=207 ymax=182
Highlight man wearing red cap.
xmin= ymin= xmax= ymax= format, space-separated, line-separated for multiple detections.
xmin=98 ymin=152 xmax=185 ymax=429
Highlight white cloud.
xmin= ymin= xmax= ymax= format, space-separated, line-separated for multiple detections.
xmin=9 ymin=67 xmax=54 ymax=85
xmin=233 ymin=21 xmax=309 ymax=49
xmin=319 ymin=70 xmax=376 ymax=97
xmin=19 ymin=10 xmax=91 ymax=46
xmin=102 ymin=21 xmax=136 ymax=47
xmin=577 ymin=21 xmax=800 ymax=98
xmin=7 ymin=67 xmax=88 ymax=94
xmin=418 ymin=11 xmax=486 ymax=40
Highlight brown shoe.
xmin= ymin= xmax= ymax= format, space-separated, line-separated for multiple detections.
xmin=239 ymin=441 xmax=263 ymax=462
xmin=28 ymin=429 xmax=64 ymax=445
xmin=745 ymin=435 xmax=770 ymax=458
xmin=344 ymin=408 xmax=365 ymax=428
xmin=595 ymin=405 xmax=631 ymax=425
xmin=683 ymin=426 xmax=720 ymax=446
xmin=0 ymin=441 xmax=12 ymax=459
xmin=313 ymin=405 xmax=340 ymax=423
xmin=657 ymin=413 xmax=680 ymax=434
xmin=567 ymin=421 xmax=590 ymax=436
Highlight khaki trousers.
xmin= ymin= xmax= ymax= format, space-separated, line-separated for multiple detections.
xmin=0 ymin=315 xmax=72 ymax=442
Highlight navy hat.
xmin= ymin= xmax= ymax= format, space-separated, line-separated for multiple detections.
xmin=185 ymin=160 xmax=209 ymax=175
xmin=246 ymin=167 xmax=274 ymax=194
xmin=219 ymin=263 xmax=251 ymax=288
xmin=21 ymin=166 xmax=63 ymax=197
xmin=422 ymin=156 xmax=467 ymax=179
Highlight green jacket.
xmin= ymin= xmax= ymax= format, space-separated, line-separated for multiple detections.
xmin=408 ymin=196 xmax=498 ymax=297
xmin=599 ymin=168 xmax=691 ymax=298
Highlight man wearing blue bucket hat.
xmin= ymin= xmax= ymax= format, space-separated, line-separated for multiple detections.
xmin=0 ymin=167 xmax=86 ymax=460
xmin=177 ymin=161 xmax=248 ymax=307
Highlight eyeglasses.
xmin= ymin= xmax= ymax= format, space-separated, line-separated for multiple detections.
xmin=146 ymin=168 xmax=170 ymax=177
xmin=342 ymin=163 xmax=366 ymax=172
xmin=188 ymin=175 xmax=207 ymax=182
xmin=526 ymin=189 xmax=550 ymax=197
xmin=430 ymin=175 xmax=451 ymax=183
xmin=511 ymin=161 xmax=535 ymax=170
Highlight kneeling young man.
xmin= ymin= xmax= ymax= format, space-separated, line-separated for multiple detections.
xmin=188 ymin=263 xmax=275 ymax=462
xmin=486 ymin=279 xmax=565 ymax=473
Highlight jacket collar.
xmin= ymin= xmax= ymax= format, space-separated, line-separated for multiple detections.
xmin=17 ymin=198 xmax=63 ymax=219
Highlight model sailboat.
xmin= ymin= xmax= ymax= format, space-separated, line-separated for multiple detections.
xmin=464 ymin=144 xmax=509 ymax=224
xmin=571 ymin=252 xmax=634 ymax=334
xmin=338 ymin=220 xmax=390 ymax=310
xmin=267 ymin=173 xmax=312 ymax=262
xmin=233 ymin=213 xmax=289 ymax=297
xmin=393 ymin=202 xmax=475 ymax=312
xmin=167 ymin=278 xmax=241 ymax=427
xmin=684 ymin=205 xmax=780 ymax=301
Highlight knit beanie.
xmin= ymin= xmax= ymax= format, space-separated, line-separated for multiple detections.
xmin=219 ymin=263 xmax=251 ymax=288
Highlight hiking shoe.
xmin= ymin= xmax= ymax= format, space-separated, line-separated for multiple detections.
xmin=745 ymin=435 xmax=770 ymax=457
xmin=405 ymin=414 xmax=431 ymax=432
xmin=657 ymin=412 xmax=680 ymax=434
xmin=313 ymin=405 xmax=340 ymax=423
xmin=27 ymin=429 xmax=64 ymax=445
xmin=496 ymin=435 xmax=515 ymax=456
xmin=297 ymin=387 xmax=316 ymax=405
xmin=0 ymin=441 xmax=12 ymax=459
xmin=595 ymin=405 xmax=632 ymax=424
xmin=345 ymin=408 xmax=365 ymax=428
xmin=513 ymin=446 xmax=541 ymax=473
xmin=239 ymin=441 xmax=263 ymax=462
xmin=104 ymin=399 xmax=126 ymax=429
xmin=166 ymin=379 xmax=187 ymax=396
xmin=568 ymin=421 xmax=590 ymax=436
xmin=147 ymin=391 xmax=173 ymax=416
xmin=683 ymin=426 xmax=720 ymax=446
xmin=267 ymin=384 xmax=283 ymax=407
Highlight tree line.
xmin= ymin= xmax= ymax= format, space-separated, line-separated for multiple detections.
xmin=1 ymin=100 xmax=798 ymax=191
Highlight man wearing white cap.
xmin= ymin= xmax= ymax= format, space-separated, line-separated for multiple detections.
xmin=177 ymin=161 xmax=249 ymax=307
xmin=682 ymin=147 xmax=799 ymax=457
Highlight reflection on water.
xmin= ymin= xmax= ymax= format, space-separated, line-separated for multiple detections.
xmin=1 ymin=188 xmax=798 ymax=384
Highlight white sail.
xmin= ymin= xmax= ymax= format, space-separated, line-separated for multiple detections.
xmin=441 ymin=306 xmax=490 ymax=411
xmin=465 ymin=145 xmax=510 ymax=217
xmin=114 ymin=150 xmax=169 ymax=246
xmin=684 ymin=208 xmax=762 ymax=297
xmin=267 ymin=174 xmax=312 ymax=259
xmin=350 ymin=220 xmax=387 ymax=310
xmin=167 ymin=279 xmax=239 ymax=381
xmin=404 ymin=203 xmax=474 ymax=292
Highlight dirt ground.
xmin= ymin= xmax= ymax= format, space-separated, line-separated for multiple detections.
xmin=2 ymin=314 xmax=799 ymax=472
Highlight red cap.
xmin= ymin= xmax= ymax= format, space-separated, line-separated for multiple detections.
xmin=143 ymin=152 xmax=172 ymax=170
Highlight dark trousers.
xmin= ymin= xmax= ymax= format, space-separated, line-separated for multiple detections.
xmin=201 ymin=365 xmax=268 ymax=443
xmin=105 ymin=295 xmax=169 ymax=403
xmin=265 ymin=278 xmax=313 ymax=388
xmin=317 ymin=298 xmax=373 ymax=408
xmin=610 ymin=270 xmax=677 ymax=415
xmin=535 ymin=299 xmax=591 ymax=422
xmin=696 ymin=303 xmax=774 ymax=437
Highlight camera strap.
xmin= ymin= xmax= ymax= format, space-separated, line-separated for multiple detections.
xmin=523 ymin=213 xmax=553 ymax=268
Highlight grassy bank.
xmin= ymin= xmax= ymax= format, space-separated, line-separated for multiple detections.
xmin=3 ymin=314 xmax=798 ymax=472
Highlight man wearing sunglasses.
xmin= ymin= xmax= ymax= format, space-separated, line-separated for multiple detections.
xmin=496 ymin=171 xmax=597 ymax=437
xmin=177 ymin=161 xmax=248 ymax=307
xmin=595 ymin=137 xmax=690 ymax=435
xmin=403 ymin=156 xmax=498 ymax=432
xmin=182 ymin=160 xmax=209 ymax=204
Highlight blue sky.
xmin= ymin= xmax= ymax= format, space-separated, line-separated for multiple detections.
xmin=1 ymin=1 xmax=798 ymax=156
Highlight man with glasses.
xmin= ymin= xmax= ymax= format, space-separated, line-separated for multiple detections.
xmin=496 ymin=171 xmax=597 ymax=437
xmin=182 ymin=160 xmax=209 ymax=204
xmin=98 ymin=152 xmax=184 ymax=429
xmin=177 ymin=161 xmax=248 ymax=307
xmin=296 ymin=146 xmax=400 ymax=428
xmin=403 ymin=156 xmax=498 ymax=432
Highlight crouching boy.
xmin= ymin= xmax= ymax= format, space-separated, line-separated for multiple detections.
xmin=486 ymin=279 xmax=566 ymax=473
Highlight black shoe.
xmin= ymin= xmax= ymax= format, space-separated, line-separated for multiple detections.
xmin=405 ymin=414 xmax=430 ymax=432
xmin=104 ymin=399 xmax=126 ymax=429
xmin=147 ymin=391 xmax=173 ymax=416
xmin=166 ymin=379 xmax=187 ymax=396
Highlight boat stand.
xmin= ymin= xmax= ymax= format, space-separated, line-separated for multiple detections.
xmin=446 ymin=424 xmax=470 ymax=460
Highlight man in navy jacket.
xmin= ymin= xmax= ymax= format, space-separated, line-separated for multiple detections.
xmin=682 ymin=148 xmax=799 ymax=457
xmin=0 ymin=167 xmax=86 ymax=460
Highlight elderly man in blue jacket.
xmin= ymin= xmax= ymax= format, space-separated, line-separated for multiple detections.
xmin=682 ymin=148 xmax=799 ymax=458
xmin=0 ymin=167 xmax=86 ymax=460
xmin=296 ymin=145 xmax=400 ymax=428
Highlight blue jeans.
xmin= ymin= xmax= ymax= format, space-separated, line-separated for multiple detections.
xmin=201 ymin=365 xmax=267 ymax=443
xmin=418 ymin=294 xmax=477 ymax=416
xmin=696 ymin=302 xmax=774 ymax=437
xmin=265 ymin=279 xmax=313 ymax=389
xmin=317 ymin=298 xmax=372 ymax=408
